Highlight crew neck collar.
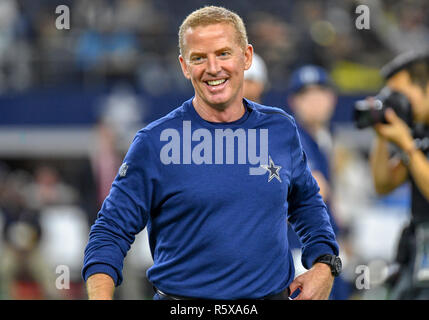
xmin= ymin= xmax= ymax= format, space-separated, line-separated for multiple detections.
xmin=184 ymin=97 xmax=256 ymax=128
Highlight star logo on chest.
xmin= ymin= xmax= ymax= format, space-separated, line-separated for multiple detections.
xmin=260 ymin=156 xmax=282 ymax=182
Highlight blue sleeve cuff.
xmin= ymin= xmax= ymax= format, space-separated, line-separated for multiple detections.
xmin=302 ymin=243 xmax=338 ymax=270
xmin=83 ymin=263 xmax=120 ymax=287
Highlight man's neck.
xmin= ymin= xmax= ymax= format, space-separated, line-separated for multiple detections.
xmin=192 ymin=97 xmax=245 ymax=123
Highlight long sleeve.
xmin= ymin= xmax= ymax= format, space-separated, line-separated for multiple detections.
xmin=82 ymin=131 xmax=156 ymax=286
xmin=286 ymin=120 xmax=339 ymax=269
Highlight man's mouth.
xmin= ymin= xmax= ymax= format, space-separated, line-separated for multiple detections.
xmin=206 ymin=79 xmax=227 ymax=86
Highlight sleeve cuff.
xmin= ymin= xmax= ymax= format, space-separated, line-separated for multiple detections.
xmin=301 ymin=243 xmax=338 ymax=270
xmin=83 ymin=263 xmax=119 ymax=286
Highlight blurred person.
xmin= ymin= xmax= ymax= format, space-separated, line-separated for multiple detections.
xmin=91 ymin=120 xmax=122 ymax=210
xmin=243 ymin=52 xmax=268 ymax=103
xmin=248 ymin=12 xmax=296 ymax=91
xmin=74 ymin=1 xmax=140 ymax=85
xmin=287 ymin=65 xmax=351 ymax=299
xmin=89 ymin=84 xmax=150 ymax=300
xmin=0 ymin=0 xmax=34 ymax=92
xmin=370 ymin=1 xmax=429 ymax=56
xmin=0 ymin=171 xmax=57 ymax=299
xmin=24 ymin=166 xmax=78 ymax=209
xmin=368 ymin=51 xmax=429 ymax=299
xmin=287 ymin=65 xmax=337 ymax=203
xmin=22 ymin=165 xmax=87 ymax=299
xmin=91 ymin=83 xmax=144 ymax=211
xmin=82 ymin=6 xmax=341 ymax=300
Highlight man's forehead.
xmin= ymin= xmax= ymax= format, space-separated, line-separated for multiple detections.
xmin=184 ymin=23 xmax=234 ymax=41
xmin=386 ymin=70 xmax=410 ymax=90
xmin=182 ymin=23 xmax=238 ymax=53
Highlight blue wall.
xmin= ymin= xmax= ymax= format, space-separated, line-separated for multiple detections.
xmin=0 ymin=87 xmax=366 ymax=127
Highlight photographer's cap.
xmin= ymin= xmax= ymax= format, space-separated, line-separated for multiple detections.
xmin=288 ymin=65 xmax=332 ymax=95
xmin=381 ymin=49 xmax=429 ymax=79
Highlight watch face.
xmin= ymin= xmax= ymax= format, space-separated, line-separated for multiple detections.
xmin=334 ymin=257 xmax=342 ymax=275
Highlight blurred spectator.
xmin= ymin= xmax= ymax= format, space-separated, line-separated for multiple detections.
xmin=23 ymin=166 xmax=78 ymax=209
xmin=0 ymin=0 xmax=33 ymax=92
xmin=0 ymin=170 xmax=53 ymax=299
xmin=90 ymin=83 xmax=144 ymax=209
xmin=248 ymin=12 xmax=297 ymax=90
xmin=74 ymin=4 xmax=140 ymax=85
xmin=0 ymin=164 xmax=88 ymax=300
xmin=91 ymin=120 xmax=121 ymax=209
xmin=243 ymin=53 xmax=268 ymax=103
xmin=286 ymin=65 xmax=352 ymax=299
xmin=0 ymin=0 xmax=425 ymax=92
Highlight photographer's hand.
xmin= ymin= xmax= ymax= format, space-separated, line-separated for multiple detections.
xmin=375 ymin=108 xmax=414 ymax=152
xmin=375 ymin=108 xmax=429 ymax=201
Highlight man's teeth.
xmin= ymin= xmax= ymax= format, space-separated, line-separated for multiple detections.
xmin=207 ymin=79 xmax=226 ymax=86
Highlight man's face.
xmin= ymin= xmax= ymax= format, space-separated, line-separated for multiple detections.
xmin=386 ymin=70 xmax=429 ymax=123
xmin=290 ymin=85 xmax=336 ymax=128
xmin=179 ymin=23 xmax=253 ymax=111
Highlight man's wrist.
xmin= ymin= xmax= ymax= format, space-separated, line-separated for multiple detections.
xmin=87 ymin=273 xmax=115 ymax=300
xmin=400 ymin=141 xmax=418 ymax=166
xmin=401 ymin=140 xmax=417 ymax=156
xmin=312 ymin=254 xmax=342 ymax=277
xmin=83 ymin=263 xmax=119 ymax=286
xmin=312 ymin=262 xmax=333 ymax=274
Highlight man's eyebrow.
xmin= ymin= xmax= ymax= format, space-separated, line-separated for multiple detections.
xmin=215 ymin=47 xmax=232 ymax=53
xmin=188 ymin=47 xmax=233 ymax=57
xmin=188 ymin=51 xmax=206 ymax=59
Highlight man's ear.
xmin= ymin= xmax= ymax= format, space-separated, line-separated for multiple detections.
xmin=244 ymin=44 xmax=253 ymax=71
xmin=179 ymin=55 xmax=191 ymax=80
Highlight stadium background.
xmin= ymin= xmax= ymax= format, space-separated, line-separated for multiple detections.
xmin=0 ymin=0 xmax=428 ymax=299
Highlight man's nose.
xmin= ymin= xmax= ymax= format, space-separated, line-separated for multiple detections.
xmin=206 ymin=56 xmax=221 ymax=75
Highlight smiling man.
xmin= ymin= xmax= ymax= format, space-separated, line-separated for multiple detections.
xmin=82 ymin=6 xmax=340 ymax=300
xmin=178 ymin=9 xmax=252 ymax=120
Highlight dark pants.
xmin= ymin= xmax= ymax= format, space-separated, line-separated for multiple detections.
xmin=389 ymin=223 xmax=429 ymax=299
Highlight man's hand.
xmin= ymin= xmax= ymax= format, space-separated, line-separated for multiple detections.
xmin=375 ymin=108 xmax=414 ymax=152
xmin=288 ymin=263 xmax=334 ymax=300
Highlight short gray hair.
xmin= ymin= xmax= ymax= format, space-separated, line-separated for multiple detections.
xmin=178 ymin=6 xmax=248 ymax=56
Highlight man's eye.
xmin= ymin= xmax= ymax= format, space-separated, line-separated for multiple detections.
xmin=191 ymin=56 xmax=204 ymax=63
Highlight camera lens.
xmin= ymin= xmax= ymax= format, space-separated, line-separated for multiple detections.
xmin=353 ymin=87 xmax=413 ymax=129
xmin=354 ymin=98 xmax=385 ymax=129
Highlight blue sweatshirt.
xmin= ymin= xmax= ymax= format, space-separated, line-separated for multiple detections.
xmin=82 ymin=98 xmax=339 ymax=299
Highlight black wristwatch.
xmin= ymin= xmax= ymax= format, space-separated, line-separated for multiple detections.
xmin=313 ymin=254 xmax=342 ymax=277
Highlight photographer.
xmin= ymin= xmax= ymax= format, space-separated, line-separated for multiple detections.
xmin=367 ymin=51 xmax=429 ymax=299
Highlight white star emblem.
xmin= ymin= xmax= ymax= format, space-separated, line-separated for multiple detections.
xmin=260 ymin=156 xmax=282 ymax=182
xmin=119 ymin=163 xmax=128 ymax=177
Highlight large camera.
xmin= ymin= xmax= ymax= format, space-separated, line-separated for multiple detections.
xmin=354 ymin=87 xmax=413 ymax=129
